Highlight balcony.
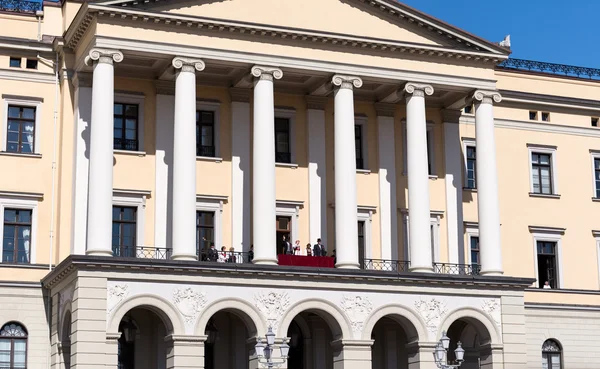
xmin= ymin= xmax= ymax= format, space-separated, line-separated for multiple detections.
xmin=114 ymin=138 xmax=139 ymax=151
xmin=275 ymin=151 xmax=291 ymax=164
xmin=0 ymin=0 xmax=42 ymax=15
xmin=197 ymin=145 xmax=216 ymax=157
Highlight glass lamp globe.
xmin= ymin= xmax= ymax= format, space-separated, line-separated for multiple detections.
xmin=266 ymin=327 xmax=276 ymax=346
xmin=440 ymin=331 xmax=450 ymax=350
xmin=280 ymin=340 xmax=290 ymax=358
xmin=434 ymin=342 xmax=446 ymax=363
xmin=254 ymin=340 xmax=265 ymax=358
xmin=455 ymin=341 xmax=465 ymax=362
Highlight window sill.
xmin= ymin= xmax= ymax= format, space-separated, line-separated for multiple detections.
xmin=276 ymin=162 xmax=298 ymax=169
xmin=529 ymin=193 xmax=561 ymax=199
xmin=429 ymin=174 xmax=438 ymax=180
xmin=197 ymin=156 xmax=223 ymax=163
xmin=0 ymin=151 xmax=42 ymax=159
xmin=593 ymin=197 xmax=600 ymax=202
xmin=463 ymin=187 xmax=477 ymax=192
xmin=114 ymin=149 xmax=146 ymax=157
xmin=357 ymin=169 xmax=371 ymax=174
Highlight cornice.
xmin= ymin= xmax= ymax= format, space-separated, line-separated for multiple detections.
xmin=460 ymin=116 xmax=600 ymax=139
xmin=499 ymin=89 xmax=600 ymax=113
xmin=65 ymin=4 xmax=507 ymax=66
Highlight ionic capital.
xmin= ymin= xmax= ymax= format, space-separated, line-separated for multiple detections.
xmin=331 ymin=75 xmax=363 ymax=90
xmin=251 ymin=65 xmax=283 ymax=82
xmin=172 ymin=57 xmax=206 ymax=73
xmin=404 ymin=83 xmax=434 ymax=98
xmin=473 ymin=90 xmax=502 ymax=105
xmin=85 ymin=48 xmax=123 ymax=66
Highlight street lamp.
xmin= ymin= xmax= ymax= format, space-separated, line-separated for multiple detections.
xmin=254 ymin=326 xmax=290 ymax=369
xmin=433 ymin=331 xmax=465 ymax=369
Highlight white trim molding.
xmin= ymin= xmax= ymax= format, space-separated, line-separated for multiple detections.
xmin=276 ymin=200 xmax=304 ymax=245
xmin=594 ymin=230 xmax=600 ymax=290
xmin=275 ymin=107 xmax=297 ymax=165
xmin=113 ymin=189 xmax=150 ymax=247
xmin=591 ymin=150 xmax=600 ymax=199
xmin=0 ymin=195 xmax=40 ymax=264
xmin=196 ymin=194 xmax=228 ymax=251
xmin=400 ymin=208 xmax=444 ymax=262
xmin=355 ymin=115 xmax=369 ymax=170
xmin=114 ymin=92 xmax=146 ymax=153
xmin=527 ymin=143 xmax=559 ymax=196
xmin=357 ymin=208 xmax=374 ymax=260
xmin=464 ymin=222 xmax=479 ymax=265
xmin=2 ymin=95 xmax=43 ymax=154
xmin=197 ymin=100 xmax=222 ymax=160
xmin=529 ymin=226 xmax=565 ymax=289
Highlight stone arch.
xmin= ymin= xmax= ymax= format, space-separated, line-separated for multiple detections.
xmin=107 ymin=294 xmax=185 ymax=336
xmin=58 ymin=301 xmax=72 ymax=339
xmin=278 ymin=298 xmax=353 ymax=340
xmin=438 ymin=307 xmax=501 ymax=345
xmin=361 ymin=303 xmax=428 ymax=343
xmin=195 ymin=298 xmax=265 ymax=337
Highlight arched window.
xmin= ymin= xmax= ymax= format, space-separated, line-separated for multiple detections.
xmin=542 ymin=339 xmax=562 ymax=369
xmin=0 ymin=322 xmax=27 ymax=369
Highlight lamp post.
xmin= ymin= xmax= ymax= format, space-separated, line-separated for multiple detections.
xmin=254 ymin=326 xmax=290 ymax=369
xmin=433 ymin=331 xmax=465 ymax=369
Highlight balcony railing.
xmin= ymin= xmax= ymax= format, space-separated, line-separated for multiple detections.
xmin=114 ymin=138 xmax=139 ymax=151
xmin=0 ymin=0 xmax=42 ymax=15
xmin=112 ymin=246 xmax=172 ymax=259
xmin=362 ymin=259 xmax=410 ymax=272
xmin=198 ymin=251 xmax=252 ymax=264
xmin=356 ymin=157 xmax=364 ymax=170
xmin=433 ymin=262 xmax=480 ymax=276
xmin=497 ymin=58 xmax=600 ymax=81
xmin=275 ymin=151 xmax=291 ymax=164
xmin=197 ymin=145 xmax=216 ymax=157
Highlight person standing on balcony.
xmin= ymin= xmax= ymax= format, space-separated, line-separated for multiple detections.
xmin=249 ymin=245 xmax=254 ymax=262
xmin=208 ymin=243 xmax=218 ymax=262
xmin=218 ymin=246 xmax=227 ymax=263
xmin=227 ymin=246 xmax=237 ymax=263
xmin=313 ymin=238 xmax=325 ymax=257
xmin=293 ymin=240 xmax=301 ymax=255
xmin=281 ymin=235 xmax=292 ymax=255
xmin=306 ymin=243 xmax=312 ymax=256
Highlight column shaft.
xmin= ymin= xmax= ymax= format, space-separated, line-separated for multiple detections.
xmin=405 ymin=83 xmax=434 ymax=272
xmin=231 ymin=89 xmax=251 ymax=252
xmin=474 ymin=91 xmax=504 ymax=276
xmin=307 ymin=97 xmax=328 ymax=248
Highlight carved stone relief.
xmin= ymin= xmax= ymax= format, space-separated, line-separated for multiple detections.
xmin=481 ymin=299 xmax=501 ymax=327
xmin=254 ymin=291 xmax=290 ymax=334
xmin=340 ymin=295 xmax=373 ymax=335
xmin=414 ymin=297 xmax=448 ymax=334
xmin=107 ymin=284 xmax=129 ymax=316
xmin=172 ymin=287 xmax=207 ymax=326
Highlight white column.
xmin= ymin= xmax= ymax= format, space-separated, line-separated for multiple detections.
xmin=171 ymin=57 xmax=205 ymax=261
xmin=442 ymin=110 xmax=465 ymax=264
xmin=332 ymin=75 xmax=362 ymax=269
xmin=231 ymin=88 xmax=252 ymax=252
xmin=306 ymin=96 xmax=328 ymax=247
xmin=251 ymin=66 xmax=282 ymax=265
xmin=376 ymin=103 xmax=398 ymax=261
xmin=85 ymin=48 xmax=123 ymax=256
xmin=473 ymin=90 xmax=504 ymax=276
xmin=71 ymin=72 xmax=92 ymax=255
xmin=404 ymin=82 xmax=434 ymax=272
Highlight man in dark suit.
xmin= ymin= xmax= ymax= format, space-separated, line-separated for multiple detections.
xmin=281 ymin=235 xmax=291 ymax=255
xmin=313 ymin=238 xmax=325 ymax=257
xmin=207 ymin=243 xmax=218 ymax=262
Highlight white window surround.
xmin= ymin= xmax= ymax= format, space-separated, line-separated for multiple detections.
xmin=590 ymin=150 xmax=600 ymax=199
xmin=461 ymin=138 xmax=476 ymax=189
xmin=112 ymin=189 xmax=150 ymax=247
xmin=358 ymin=206 xmax=375 ymax=260
xmin=275 ymin=108 xmax=297 ymax=166
xmin=276 ymin=200 xmax=303 ymax=246
xmin=196 ymin=194 xmax=227 ymax=250
xmin=355 ymin=115 xmax=369 ymax=171
xmin=114 ymin=92 xmax=145 ymax=154
xmin=402 ymin=120 xmax=436 ymax=178
xmin=2 ymin=95 xmax=43 ymax=154
xmin=197 ymin=100 xmax=222 ymax=161
xmin=529 ymin=225 xmax=565 ymax=289
xmin=594 ymin=230 xmax=600 ymax=289
xmin=527 ymin=143 xmax=559 ymax=196
xmin=0 ymin=192 xmax=41 ymax=265
xmin=464 ymin=221 xmax=479 ymax=264
xmin=400 ymin=208 xmax=443 ymax=262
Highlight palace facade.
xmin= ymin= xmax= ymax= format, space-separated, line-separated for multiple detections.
xmin=0 ymin=0 xmax=599 ymax=368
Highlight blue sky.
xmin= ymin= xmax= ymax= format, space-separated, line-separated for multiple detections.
xmin=400 ymin=0 xmax=597 ymax=67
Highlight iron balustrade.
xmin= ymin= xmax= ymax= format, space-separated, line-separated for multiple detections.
xmin=498 ymin=58 xmax=600 ymax=80
xmin=275 ymin=152 xmax=291 ymax=164
xmin=433 ymin=263 xmax=480 ymax=276
xmin=198 ymin=251 xmax=252 ymax=264
xmin=0 ymin=0 xmax=41 ymax=14
xmin=112 ymin=246 xmax=172 ymax=260
xmin=362 ymin=259 xmax=410 ymax=272
xmin=197 ymin=145 xmax=216 ymax=157
xmin=356 ymin=157 xmax=364 ymax=170
xmin=114 ymin=138 xmax=139 ymax=151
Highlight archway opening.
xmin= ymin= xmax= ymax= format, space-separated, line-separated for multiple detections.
xmin=60 ymin=312 xmax=72 ymax=369
xmin=203 ymin=310 xmax=256 ymax=369
xmin=117 ymin=307 xmax=169 ymax=369
xmin=286 ymin=311 xmax=342 ymax=369
xmin=446 ymin=318 xmax=493 ymax=369
xmin=371 ymin=316 xmax=416 ymax=369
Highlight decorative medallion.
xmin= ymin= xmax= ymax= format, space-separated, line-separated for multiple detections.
xmin=254 ymin=291 xmax=291 ymax=334
xmin=481 ymin=299 xmax=501 ymax=326
xmin=340 ymin=295 xmax=373 ymax=335
xmin=107 ymin=284 xmax=129 ymax=316
xmin=414 ymin=298 xmax=448 ymax=334
xmin=172 ymin=288 xmax=207 ymax=325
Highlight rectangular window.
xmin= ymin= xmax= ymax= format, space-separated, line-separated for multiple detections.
xmin=464 ymin=104 xmax=473 ymax=114
xmin=26 ymin=59 xmax=38 ymax=70
xmin=592 ymin=117 xmax=599 ymax=127
xmin=113 ymin=103 xmax=139 ymax=151
xmin=470 ymin=236 xmax=480 ymax=267
xmin=196 ymin=211 xmax=215 ymax=257
xmin=357 ymin=220 xmax=365 ymax=266
xmin=6 ymin=105 xmax=36 ymax=154
xmin=275 ymin=117 xmax=291 ymax=164
xmin=529 ymin=111 xmax=538 ymax=120
xmin=537 ymin=241 xmax=557 ymax=289
xmin=531 ymin=152 xmax=553 ymax=194
xmin=196 ymin=110 xmax=215 ymax=157
xmin=541 ymin=112 xmax=550 ymax=122
xmin=2 ymin=209 xmax=32 ymax=264
xmin=595 ymin=158 xmax=600 ymax=199
xmin=276 ymin=215 xmax=291 ymax=255
xmin=466 ymin=145 xmax=476 ymax=189
xmin=112 ymin=206 xmax=137 ymax=257
xmin=9 ymin=57 xmax=21 ymax=68
xmin=355 ymin=124 xmax=364 ymax=169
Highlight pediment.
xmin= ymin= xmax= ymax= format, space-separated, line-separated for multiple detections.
xmin=94 ymin=0 xmax=508 ymax=55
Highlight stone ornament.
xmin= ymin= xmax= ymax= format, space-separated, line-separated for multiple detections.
xmin=481 ymin=299 xmax=501 ymax=327
xmin=331 ymin=74 xmax=363 ymax=90
xmin=85 ymin=48 xmax=124 ymax=66
xmin=58 ymin=283 xmax=75 ymax=322
xmin=473 ymin=90 xmax=502 ymax=105
xmin=172 ymin=287 xmax=208 ymax=325
xmin=254 ymin=291 xmax=290 ymax=334
xmin=107 ymin=284 xmax=129 ymax=316
xmin=172 ymin=57 xmax=206 ymax=73
xmin=340 ymin=295 xmax=373 ymax=335
xmin=404 ymin=82 xmax=434 ymax=97
xmin=414 ymin=297 xmax=447 ymax=334
xmin=251 ymin=65 xmax=283 ymax=82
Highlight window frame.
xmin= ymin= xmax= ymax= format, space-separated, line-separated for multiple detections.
xmin=594 ymin=230 xmax=600 ymax=289
xmin=528 ymin=144 xmax=559 ymax=196
xmin=464 ymin=222 xmax=480 ymax=266
xmin=541 ymin=339 xmax=563 ymax=369
xmin=2 ymin=208 xmax=33 ymax=264
xmin=111 ymin=205 xmax=138 ymax=256
xmin=2 ymin=96 xmax=42 ymax=155
xmin=462 ymin=138 xmax=476 ymax=189
xmin=275 ymin=200 xmax=303 ymax=248
xmin=112 ymin=190 xmax=148 ymax=252
xmin=402 ymin=120 xmax=436 ymax=177
xmin=529 ymin=226 xmax=564 ymax=289
xmin=113 ymin=93 xmax=145 ymax=153
xmin=591 ymin=150 xmax=600 ymax=199
xmin=0 ymin=195 xmax=38 ymax=265
xmin=357 ymin=207 xmax=374 ymax=260
xmin=196 ymin=101 xmax=221 ymax=160
xmin=274 ymin=108 xmax=296 ymax=166
xmin=401 ymin=209 xmax=443 ymax=263
xmin=196 ymin=195 xmax=226 ymax=254
xmin=354 ymin=116 xmax=369 ymax=171
xmin=0 ymin=322 xmax=28 ymax=369
xmin=9 ymin=57 xmax=21 ymax=68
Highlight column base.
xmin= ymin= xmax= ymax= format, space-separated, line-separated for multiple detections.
xmin=481 ymin=269 xmax=504 ymax=276
xmin=171 ymin=253 xmax=198 ymax=261
xmin=252 ymin=258 xmax=278 ymax=265
xmin=335 ymin=262 xmax=360 ymax=269
xmin=409 ymin=266 xmax=433 ymax=273
xmin=85 ymin=249 xmax=113 ymax=257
